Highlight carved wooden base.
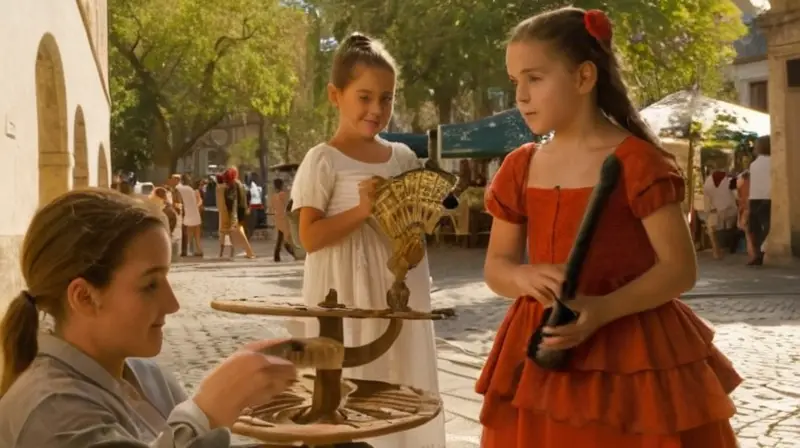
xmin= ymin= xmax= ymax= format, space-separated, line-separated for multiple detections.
xmin=233 ymin=375 xmax=441 ymax=446
xmin=211 ymin=292 xmax=448 ymax=445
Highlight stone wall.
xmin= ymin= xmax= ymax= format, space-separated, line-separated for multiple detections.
xmin=0 ymin=1 xmax=110 ymax=310
xmin=759 ymin=4 xmax=800 ymax=260
xmin=77 ymin=0 xmax=109 ymax=86
xmin=0 ymin=236 xmax=25 ymax=315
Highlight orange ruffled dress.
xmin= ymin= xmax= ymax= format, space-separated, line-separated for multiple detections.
xmin=477 ymin=137 xmax=742 ymax=447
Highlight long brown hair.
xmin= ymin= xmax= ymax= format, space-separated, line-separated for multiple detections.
xmin=509 ymin=7 xmax=661 ymax=149
xmin=0 ymin=188 xmax=167 ymax=395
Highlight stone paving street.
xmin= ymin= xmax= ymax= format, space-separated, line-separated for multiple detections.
xmin=159 ymin=241 xmax=800 ymax=447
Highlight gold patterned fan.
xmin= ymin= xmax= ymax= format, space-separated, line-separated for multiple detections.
xmin=370 ymin=168 xmax=457 ymax=310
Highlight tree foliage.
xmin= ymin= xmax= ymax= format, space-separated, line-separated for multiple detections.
xmin=310 ymin=0 xmax=745 ymax=125
xmin=312 ymin=0 xmax=558 ymax=124
xmin=600 ymin=0 xmax=746 ymax=106
xmin=110 ymin=0 xmax=747 ymax=172
xmin=109 ymin=0 xmax=305 ymax=172
xmin=109 ymin=67 xmax=154 ymax=172
xmin=226 ymin=136 xmax=259 ymax=167
xmin=268 ymin=5 xmax=340 ymax=163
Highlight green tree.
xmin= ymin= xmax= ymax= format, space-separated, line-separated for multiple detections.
xmin=109 ymin=59 xmax=154 ymax=173
xmin=109 ymin=0 xmax=305 ymax=172
xmin=599 ymin=0 xmax=747 ymax=106
xmin=247 ymin=3 xmax=338 ymax=165
xmin=226 ymin=136 xmax=259 ymax=167
xmin=313 ymin=0 xmax=745 ymax=125
xmin=313 ymin=0 xmax=552 ymax=124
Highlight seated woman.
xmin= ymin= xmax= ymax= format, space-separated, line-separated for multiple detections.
xmin=0 ymin=188 xmax=297 ymax=447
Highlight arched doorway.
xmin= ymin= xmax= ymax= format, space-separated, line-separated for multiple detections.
xmin=97 ymin=144 xmax=109 ymax=187
xmin=36 ymin=34 xmax=69 ymax=206
xmin=72 ymin=106 xmax=89 ymax=188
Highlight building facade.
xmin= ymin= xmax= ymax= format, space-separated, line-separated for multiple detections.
xmin=0 ymin=0 xmax=111 ymax=312
xmin=730 ymin=0 xmax=769 ymax=111
xmin=758 ymin=0 xmax=800 ymax=260
xmin=731 ymin=20 xmax=769 ymax=111
xmin=174 ymin=112 xmax=265 ymax=180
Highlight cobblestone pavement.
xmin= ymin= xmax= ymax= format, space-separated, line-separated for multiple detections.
xmin=159 ymin=241 xmax=800 ymax=447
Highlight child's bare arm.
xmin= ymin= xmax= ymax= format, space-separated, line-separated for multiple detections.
xmin=484 ymin=219 xmax=527 ymax=298
xmin=297 ymin=205 xmax=369 ymax=253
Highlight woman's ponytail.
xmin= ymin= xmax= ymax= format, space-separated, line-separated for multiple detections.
xmin=0 ymin=188 xmax=172 ymax=396
xmin=0 ymin=291 xmax=40 ymax=395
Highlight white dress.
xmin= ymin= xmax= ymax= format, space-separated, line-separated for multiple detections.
xmin=176 ymin=184 xmax=202 ymax=227
xmin=702 ymin=174 xmax=737 ymax=229
xmin=288 ymin=142 xmax=446 ymax=448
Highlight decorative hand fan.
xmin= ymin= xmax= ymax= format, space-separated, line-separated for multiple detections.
xmin=371 ymin=168 xmax=458 ymax=311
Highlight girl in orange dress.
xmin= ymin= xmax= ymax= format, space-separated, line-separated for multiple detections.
xmin=478 ymin=7 xmax=741 ymax=448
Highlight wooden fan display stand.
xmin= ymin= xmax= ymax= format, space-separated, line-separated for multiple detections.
xmin=212 ymin=168 xmax=458 ymax=447
xmin=211 ymin=286 xmax=449 ymax=448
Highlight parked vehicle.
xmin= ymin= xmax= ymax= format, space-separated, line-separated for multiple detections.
xmin=134 ymin=182 xmax=154 ymax=196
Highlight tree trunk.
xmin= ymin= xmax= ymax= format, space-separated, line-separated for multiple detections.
xmin=480 ymin=90 xmax=493 ymax=118
xmin=472 ymin=88 xmax=494 ymax=120
xmin=410 ymin=113 xmax=423 ymax=133
xmin=168 ymin=153 xmax=180 ymax=175
xmin=258 ymin=114 xmax=269 ymax=201
xmin=147 ymin=128 xmax=175 ymax=181
xmin=148 ymin=113 xmax=169 ymax=168
xmin=435 ymin=94 xmax=453 ymax=125
xmin=168 ymin=139 xmax=193 ymax=176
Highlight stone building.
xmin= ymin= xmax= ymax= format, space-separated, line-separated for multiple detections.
xmin=758 ymin=0 xmax=800 ymax=260
xmin=0 ymin=0 xmax=111 ymax=310
xmin=174 ymin=112 xmax=264 ymax=179
xmin=730 ymin=0 xmax=769 ymax=111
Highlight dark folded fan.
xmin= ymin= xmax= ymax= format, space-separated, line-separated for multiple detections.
xmin=527 ymin=154 xmax=623 ymax=370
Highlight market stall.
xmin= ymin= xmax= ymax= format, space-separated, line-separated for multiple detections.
xmin=382 ymin=109 xmax=536 ymax=247
xmin=640 ymin=90 xmax=770 ymax=250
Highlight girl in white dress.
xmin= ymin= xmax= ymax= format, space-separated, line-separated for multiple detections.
xmin=288 ymin=32 xmax=446 ymax=448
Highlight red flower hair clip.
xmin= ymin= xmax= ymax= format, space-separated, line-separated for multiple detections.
xmin=584 ymin=9 xmax=613 ymax=46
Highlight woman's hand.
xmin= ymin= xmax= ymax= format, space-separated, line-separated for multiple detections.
xmin=510 ymin=264 xmax=565 ymax=306
xmin=192 ymin=339 xmax=297 ymax=429
xmin=540 ymin=296 xmax=613 ymax=350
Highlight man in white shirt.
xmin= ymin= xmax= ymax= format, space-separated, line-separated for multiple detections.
xmin=747 ymin=136 xmax=771 ymax=265
xmin=248 ymin=180 xmax=265 ymax=236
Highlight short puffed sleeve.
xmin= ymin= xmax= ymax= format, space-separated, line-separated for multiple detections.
xmin=290 ymin=144 xmax=335 ymax=212
xmin=619 ymin=139 xmax=686 ymax=219
xmin=484 ymin=144 xmax=535 ymax=224
xmin=392 ymin=142 xmax=423 ymax=172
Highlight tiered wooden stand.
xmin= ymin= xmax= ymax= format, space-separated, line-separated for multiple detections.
xmin=211 ymin=289 xmax=450 ymax=448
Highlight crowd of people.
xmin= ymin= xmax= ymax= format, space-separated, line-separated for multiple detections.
xmin=702 ymin=135 xmax=771 ymax=265
xmin=109 ymin=168 xmax=300 ymax=263
xmin=109 ymin=169 xmax=283 ymax=261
